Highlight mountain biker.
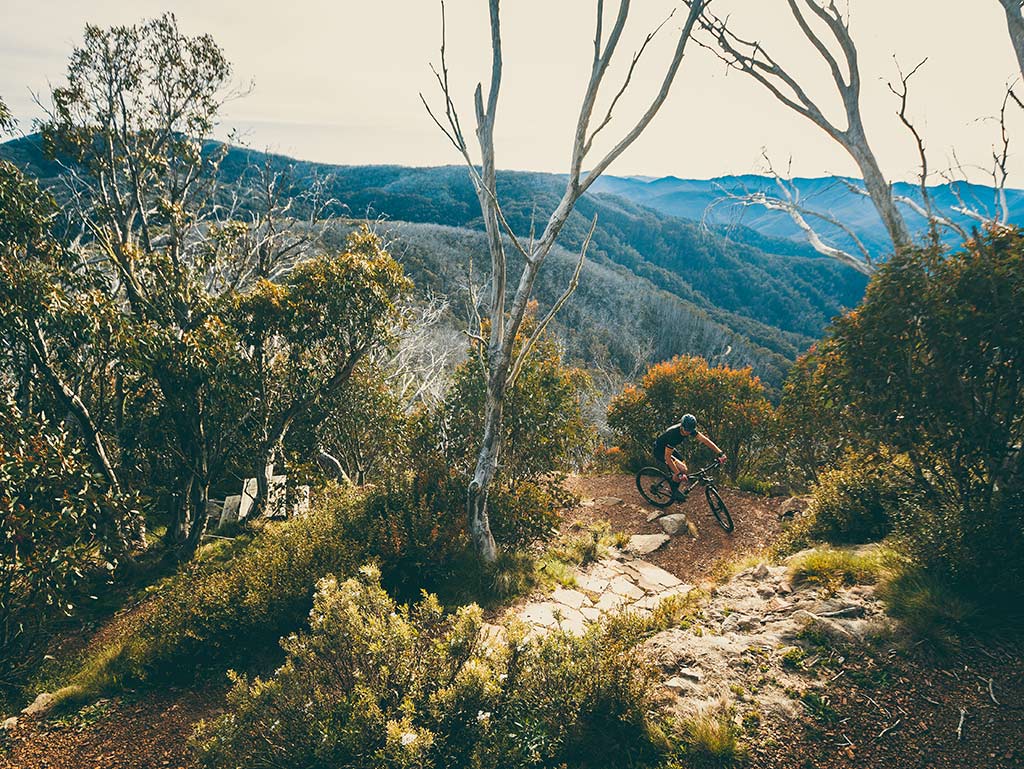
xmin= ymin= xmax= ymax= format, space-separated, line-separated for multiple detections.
xmin=653 ymin=414 xmax=727 ymax=498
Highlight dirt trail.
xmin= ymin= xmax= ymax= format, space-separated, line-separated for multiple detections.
xmin=565 ymin=473 xmax=787 ymax=584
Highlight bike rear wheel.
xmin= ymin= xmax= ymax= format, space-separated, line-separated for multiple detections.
xmin=636 ymin=467 xmax=675 ymax=508
xmin=706 ymin=486 xmax=734 ymax=532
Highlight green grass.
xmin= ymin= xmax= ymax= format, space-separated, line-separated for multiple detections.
xmin=675 ymin=707 xmax=748 ymax=768
xmin=787 ymin=546 xmax=888 ymax=591
xmin=876 ymin=567 xmax=980 ymax=649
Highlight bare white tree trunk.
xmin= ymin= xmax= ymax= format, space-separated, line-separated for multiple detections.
xmin=699 ymin=0 xmax=912 ymax=254
xmin=426 ymin=0 xmax=706 ymax=560
xmin=1000 ymin=0 xmax=1024 ymax=79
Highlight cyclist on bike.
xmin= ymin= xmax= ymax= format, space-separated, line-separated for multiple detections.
xmin=654 ymin=413 xmax=727 ymax=499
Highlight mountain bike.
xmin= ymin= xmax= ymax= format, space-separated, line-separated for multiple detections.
xmin=634 ymin=456 xmax=734 ymax=532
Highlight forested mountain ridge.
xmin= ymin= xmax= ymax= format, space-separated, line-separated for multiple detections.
xmin=592 ymin=173 xmax=1024 ymax=258
xmin=2 ymin=135 xmax=869 ymax=385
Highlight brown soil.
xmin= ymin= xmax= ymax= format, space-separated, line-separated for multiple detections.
xmin=747 ymin=636 xmax=1024 ymax=769
xmin=565 ymin=472 xmax=787 ymax=584
xmin=1 ymin=683 xmax=229 ymax=769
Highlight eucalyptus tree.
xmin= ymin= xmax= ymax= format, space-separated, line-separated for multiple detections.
xmin=36 ymin=14 xmax=247 ymax=553
xmin=697 ymin=0 xmax=911 ymax=266
xmin=424 ymin=0 xmax=706 ymax=560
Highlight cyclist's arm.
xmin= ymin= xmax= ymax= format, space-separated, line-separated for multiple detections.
xmin=695 ymin=431 xmax=725 ymax=458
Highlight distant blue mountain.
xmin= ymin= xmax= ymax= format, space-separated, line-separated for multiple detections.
xmin=592 ymin=174 xmax=1024 ymax=259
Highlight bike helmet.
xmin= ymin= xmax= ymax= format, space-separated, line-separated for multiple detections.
xmin=680 ymin=413 xmax=697 ymax=433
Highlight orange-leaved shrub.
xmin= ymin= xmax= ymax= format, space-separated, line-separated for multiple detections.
xmin=607 ymin=355 xmax=774 ymax=480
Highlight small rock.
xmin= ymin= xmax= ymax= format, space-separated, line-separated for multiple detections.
xmin=21 ymin=691 xmax=55 ymax=717
xmin=658 ymin=514 xmax=689 ymax=536
xmin=663 ymin=677 xmax=690 ymax=692
xmin=698 ymin=581 xmax=717 ymax=596
xmin=677 ymin=666 xmax=703 ymax=682
xmin=765 ymin=597 xmax=795 ymax=614
xmin=645 ymin=508 xmax=663 ymax=522
xmin=779 ymin=496 xmax=812 ymax=517
xmin=756 ymin=584 xmax=776 ymax=598
xmin=752 ymin=563 xmax=770 ymax=580
xmin=594 ymin=496 xmax=624 ymax=506
xmin=792 ymin=610 xmax=859 ymax=642
xmin=809 ymin=600 xmax=866 ymax=618
xmin=777 ymin=581 xmax=793 ymax=595
xmin=626 ymin=534 xmax=670 ymax=555
xmin=721 ymin=613 xmax=760 ymax=633
xmin=2 ymin=716 xmax=17 ymax=731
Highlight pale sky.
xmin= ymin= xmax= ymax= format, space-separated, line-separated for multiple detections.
xmin=1 ymin=1 xmax=1019 ymax=183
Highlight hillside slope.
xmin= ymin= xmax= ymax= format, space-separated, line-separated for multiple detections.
xmin=1 ymin=136 xmax=871 ymax=384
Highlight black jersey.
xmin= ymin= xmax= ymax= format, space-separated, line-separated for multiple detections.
xmin=653 ymin=424 xmax=692 ymax=458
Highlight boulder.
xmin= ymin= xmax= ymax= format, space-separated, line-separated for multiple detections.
xmin=779 ymin=496 xmax=813 ymax=518
xmin=658 ymin=514 xmax=689 ymax=536
xmin=2 ymin=716 xmax=17 ymax=731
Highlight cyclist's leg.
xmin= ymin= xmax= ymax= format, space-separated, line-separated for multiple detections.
xmin=654 ymin=441 xmax=683 ymax=497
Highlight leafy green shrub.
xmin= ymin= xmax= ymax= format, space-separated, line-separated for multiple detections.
xmin=489 ymin=477 xmax=577 ymax=551
xmin=196 ymin=568 xmax=675 ymax=769
xmin=407 ymin=324 xmax=591 ymax=555
xmin=0 ymin=400 xmax=137 ymax=689
xmin=801 ymin=452 xmax=918 ymax=545
xmin=52 ymin=485 xmax=369 ymax=707
xmin=824 ymin=232 xmax=1024 ymax=597
xmin=607 ymin=355 xmax=774 ymax=480
xmin=773 ymin=343 xmax=853 ymax=489
xmin=736 ymin=475 xmax=772 ymax=496
xmin=360 ymin=462 xmax=468 ymax=597
xmin=438 ymin=327 xmax=595 ymax=485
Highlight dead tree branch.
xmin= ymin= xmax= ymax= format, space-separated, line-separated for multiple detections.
xmin=697 ymin=0 xmax=912 ymax=253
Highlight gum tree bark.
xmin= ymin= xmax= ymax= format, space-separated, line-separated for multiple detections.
xmin=425 ymin=0 xmax=706 ymax=560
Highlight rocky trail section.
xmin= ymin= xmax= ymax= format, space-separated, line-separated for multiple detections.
xmin=514 ymin=546 xmax=693 ymax=637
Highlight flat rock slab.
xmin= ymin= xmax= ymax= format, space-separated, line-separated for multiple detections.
xmin=551 ymin=587 xmax=591 ymax=611
xmin=519 ymin=602 xmax=559 ymax=628
xmin=626 ymin=533 xmax=670 ymax=555
xmin=633 ymin=562 xmax=684 ymax=593
xmin=594 ymin=496 xmax=624 ymax=506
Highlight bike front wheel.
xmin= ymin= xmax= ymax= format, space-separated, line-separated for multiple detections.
xmin=706 ymin=486 xmax=734 ymax=532
xmin=636 ymin=467 xmax=675 ymax=508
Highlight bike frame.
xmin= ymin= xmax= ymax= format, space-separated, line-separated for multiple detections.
xmin=675 ymin=456 xmax=722 ymax=496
